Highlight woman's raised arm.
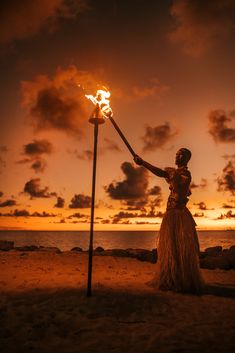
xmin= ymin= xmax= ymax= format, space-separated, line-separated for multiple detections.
xmin=134 ymin=155 xmax=167 ymax=178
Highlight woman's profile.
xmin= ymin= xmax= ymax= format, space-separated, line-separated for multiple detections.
xmin=134 ymin=148 xmax=204 ymax=293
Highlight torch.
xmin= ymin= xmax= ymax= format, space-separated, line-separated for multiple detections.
xmin=85 ymin=89 xmax=136 ymax=156
xmin=85 ymin=88 xmax=136 ymax=297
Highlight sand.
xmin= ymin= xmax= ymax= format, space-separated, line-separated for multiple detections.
xmin=0 ymin=250 xmax=235 ymax=353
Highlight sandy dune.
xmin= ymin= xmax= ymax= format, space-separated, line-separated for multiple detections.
xmin=0 ymin=251 xmax=235 ymax=353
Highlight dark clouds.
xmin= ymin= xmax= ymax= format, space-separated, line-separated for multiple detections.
xmin=54 ymin=196 xmax=65 ymax=208
xmin=0 ymin=199 xmax=16 ymax=207
xmin=103 ymin=138 xmax=121 ymax=152
xmin=69 ymin=194 xmax=91 ymax=208
xmin=222 ymin=203 xmax=235 ymax=209
xmin=67 ymin=212 xmax=87 ymax=219
xmin=209 ymin=110 xmax=235 ymax=143
xmin=194 ymin=201 xmax=213 ymax=211
xmin=105 ymin=162 xmax=149 ymax=207
xmin=169 ymin=0 xmax=235 ymax=57
xmin=21 ymin=66 xmax=100 ymax=138
xmin=110 ymin=206 xmax=164 ymax=224
xmin=31 ymin=159 xmax=47 ymax=173
xmin=193 ymin=212 xmax=204 ymax=218
xmin=216 ymin=210 xmax=235 ymax=220
xmin=222 ymin=154 xmax=235 ymax=160
xmin=17 ymin=139 xmax=53 ymax=173
xmin=69 ymin=137 xmax=121 ymax=162
xmin=148 ymin=185 xmax=161 ymax=196
xmin=217 ymin=161 xmax=235 ymax=195
xmin=142 ymin=123 xmax=177 ymax=152
xmin=0 ymin=209 xmax=57 ymax=217
xmin=190 ymin=178 xmax=207 ymax=189
xmin=71 ymin=149 xmax=93 ymax=161
xmin=24 ymin=139 xmax=53 ymax=155
xmin=0 ymin=0 xmax=87 ymax=44
xmin=0 ymin=145 xmax=7 ymax=174
xmin=24 ymin=178 xmax=54 ymax=198
xmin=112 ymin=211 xmax=138 ymax=224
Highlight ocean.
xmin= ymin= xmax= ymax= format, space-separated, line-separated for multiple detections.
xmin=0 ymin=230 xmax=234 ymax=251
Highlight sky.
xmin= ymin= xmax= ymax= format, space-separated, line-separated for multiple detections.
xmin=0 ymin=0 xmax=235 ymax=231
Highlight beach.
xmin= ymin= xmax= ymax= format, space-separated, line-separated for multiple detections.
xmin=1 ymin=250 xmax=235 ymax=353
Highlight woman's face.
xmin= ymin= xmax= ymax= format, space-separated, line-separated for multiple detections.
xmin=175 ymin=149 xmax=186 ymax=166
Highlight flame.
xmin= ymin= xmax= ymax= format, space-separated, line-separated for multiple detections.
xmin=84 ymin=88 xmax=113 ymax=118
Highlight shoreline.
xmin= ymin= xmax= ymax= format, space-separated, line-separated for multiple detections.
xmin=1 ymin=240 xmax=235 ymax=270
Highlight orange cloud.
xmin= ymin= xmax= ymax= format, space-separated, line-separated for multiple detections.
xmin=169 ymin=0 xmax=235 ymax=57
xmin=0 ymin=0 xmax=88 ymax=44
xmin=142 ymin=123 xmax=177 ymax=151
xmin=21 ymin=66 xmax=103 ymax=138
xmin=209 ymin=110 xmax=235 ymax=143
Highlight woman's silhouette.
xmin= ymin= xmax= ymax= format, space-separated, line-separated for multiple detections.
xmin=134 ymin=148 xmax=203 ymax=293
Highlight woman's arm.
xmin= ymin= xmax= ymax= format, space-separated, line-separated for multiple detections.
xmin=134 ymin=155 xmax=167 ymax=178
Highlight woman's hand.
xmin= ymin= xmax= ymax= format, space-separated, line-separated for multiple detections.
xmin=134 ymin=155 xmax=143 ymax=165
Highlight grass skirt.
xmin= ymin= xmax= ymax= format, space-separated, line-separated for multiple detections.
xmin=150 ymin=208 xmax=204 ymax=293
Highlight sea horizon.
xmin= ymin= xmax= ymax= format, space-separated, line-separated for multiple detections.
xmin=1 ymin=229 xmax=234 ymax=252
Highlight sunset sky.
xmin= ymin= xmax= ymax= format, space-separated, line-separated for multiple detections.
xmin=0 ymin=0 xmax=235 ymax=230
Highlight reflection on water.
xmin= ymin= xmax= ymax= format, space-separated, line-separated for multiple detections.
xmin=0 ymin=230 xmax=234 ymax=251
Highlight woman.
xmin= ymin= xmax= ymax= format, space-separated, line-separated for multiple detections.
xmin=134 ymin=148 xmax=204 ymax=293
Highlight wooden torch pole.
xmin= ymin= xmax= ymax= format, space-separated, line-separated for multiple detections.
xmin=87 ymin=105 xmax=105 ymax=297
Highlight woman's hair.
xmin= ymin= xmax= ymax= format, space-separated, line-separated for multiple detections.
xmin=179 ymin=148 xmax=192 ymax=163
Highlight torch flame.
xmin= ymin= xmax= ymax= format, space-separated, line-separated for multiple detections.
xmin=84 ymin=88 xmax=113 ymax=118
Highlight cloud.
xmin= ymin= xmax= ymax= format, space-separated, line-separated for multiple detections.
xmin=17 ymin=139 xmax=53 ymax=173
xmin=0 ymin=146 xmax=7 ymax=174
xmin=0 ymin=209 xmax=30 ymax=217
xmin=24 ymin=178 xmax=55 ymax=198
xmin=0 ymin=199 xmax=16 ymax=208
xmin=217 ymin=161 xmax=235 ymax=195
xmin=0 ymin=209 xmax=57 ymax=217
xmin=0 ymin=0 xmax=88 ymax=44
xmin=67 ymin=212 xmax=87 ymax=219
xmin=24 ymin=139 xmax=53 ymax=156
xmin=112 ymin=211 xmax=138 ymax=224
xmin=222 ymin=154 xmax=235 ymax=160
xmin=54 ymin=196 xmax=65 ymax=208
xmin=190 ymin=178 xmax=207 ymax=189
xmin=69 ymin=138 xmax=121 ymax=162
xmin=147 ymin=185 xmax=162 ymax=208
xmin=103 ymin=138 xmax=121 ymax=152
xmin=71 ymin=149 xmax=93 ymax=161
xmin=115 ymin=79 xmax=169 ymax=102
xmin=109 ymin=208 xmax=164 ymax=224
xmin=194 ymin=201 xmax=214 ymax=211
xmin=30 ymin=159 xmax=47 ymax=173
xmin=193 ymin=212 xmax=204 ymax=218
xmin=169 ymin=0 xmax=235 ymax=57
xmin=209 ymin=110 xmax=235 ymax=143
xmin=139 ymin=209 xmax=164 ymax=218
xmin=21 ymin=66 xmax=102 ymax=138
xmin=105 ymin=162 xmax=149 ymax=207
xmin=101 ymin=219 xmax=110 ymax=224
xmin=142 ymin=123 xmax=177 ymax=152
xmin=216 ymin=210 xmax=235 ymax=220
xmin=148 ymin=185 xmax=161 ymax=196
xmin=222 ymin=203 xmax=235 ymax=209
xmin=69 ymin=194 xmax=91 ymax=208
